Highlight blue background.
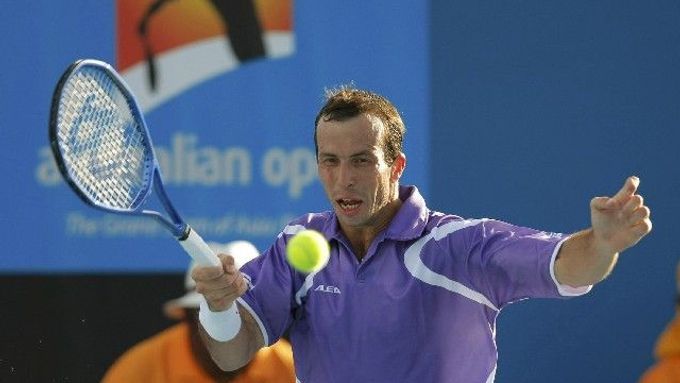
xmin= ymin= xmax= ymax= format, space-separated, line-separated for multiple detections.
xmin=431 ymin=1 xmax=679 ymax=381
xmin=1 ymin=1 xmax=679 ymax=382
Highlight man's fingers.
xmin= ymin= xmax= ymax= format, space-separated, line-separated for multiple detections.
xmin=219 ymin=253 xmax=239 ymax=274
xmin=192 ymin=263 xmax=224 ymax=282
xmin=202 ymin=277 xmax=246 ymax=301
xmin=596 ymin=176 xmax=641 ymax=210
xmin=632 ymin=217 xmax=653 ymax=237
xmin=189 ymin=253 xmax=248 ymax=312
xmin=590 ymin=196 xmax=611 ymax=210
xmin=628 ymin=206 xmax=651 ymax=225
xmin=622 ymin=194 xmax=644 ymax=214
xmin=234 ymin=274 xmax=248 ymax=295
xmin=607 ymin=176 xmax=640 ymax=207
xmin=192 ymin=254 xmax=238 ymax=280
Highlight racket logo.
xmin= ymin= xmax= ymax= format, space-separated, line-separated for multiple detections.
xmin=64 ymin=92 xmax=135 ymax=185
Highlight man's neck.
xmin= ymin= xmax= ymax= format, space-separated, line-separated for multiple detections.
xmin=342 ymin=198 xmax=403 ymax=261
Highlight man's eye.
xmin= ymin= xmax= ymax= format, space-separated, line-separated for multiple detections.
xmin=321 ymin=158 xmax=338 ymax=165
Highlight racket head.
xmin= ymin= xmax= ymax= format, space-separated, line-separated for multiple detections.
xmin=49 ymin=59 xmax=156 ymax=214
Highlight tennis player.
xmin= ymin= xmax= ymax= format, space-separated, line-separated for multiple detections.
xmin=192 ymin=86 xmax=652 ymax=382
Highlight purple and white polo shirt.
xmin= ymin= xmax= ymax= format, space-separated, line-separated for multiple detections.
xmin=237 ymin=185 xmax=590 ymax=383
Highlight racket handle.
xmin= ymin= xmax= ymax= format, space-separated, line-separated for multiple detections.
xmin=178 ymin=226 xmax=221 ymax=267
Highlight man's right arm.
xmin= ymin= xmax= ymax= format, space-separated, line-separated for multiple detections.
xmin=193 ymin=254 xmax=266 ymax=371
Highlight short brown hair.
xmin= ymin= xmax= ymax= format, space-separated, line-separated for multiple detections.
xmin=314 ymin=86 xmax=405 ymax=165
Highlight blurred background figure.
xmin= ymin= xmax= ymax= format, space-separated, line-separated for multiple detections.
xmin=639 ymin=261 xmax=680 ymax=383
xmin=101 ymin=241 xmax=295 ymax=383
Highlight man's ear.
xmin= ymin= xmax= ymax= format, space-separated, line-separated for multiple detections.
xmin=390 ymin=153 xmax=406 ymax=182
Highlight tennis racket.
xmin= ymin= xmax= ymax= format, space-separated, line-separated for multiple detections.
xmin=49 ymin=58 xmax=220 ymax=267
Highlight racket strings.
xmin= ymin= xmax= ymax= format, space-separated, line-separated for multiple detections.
xmin=56 ymin=69 xmax=152 ymax=210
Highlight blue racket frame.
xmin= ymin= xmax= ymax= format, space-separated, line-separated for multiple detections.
xmin=49 ymin=59 xmax=189 ymax=239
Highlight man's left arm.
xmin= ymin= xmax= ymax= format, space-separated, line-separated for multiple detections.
xmin=555 ymin=176 xmax=652 ymax=287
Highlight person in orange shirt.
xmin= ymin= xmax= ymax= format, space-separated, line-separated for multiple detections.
xmin=102 ymin=241 xmax=295 ymax=383
xmin=639 ymin=261 xmax=680 ymax=383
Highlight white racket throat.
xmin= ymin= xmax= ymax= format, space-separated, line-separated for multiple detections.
xmin=179 ymin=227 xmax=221 ymax=266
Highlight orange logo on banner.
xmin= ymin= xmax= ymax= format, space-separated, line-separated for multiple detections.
xmin=115 ymin=0 xmax=294 ymax=110
xmin=117 ymin=0 xmax=292 ymax=70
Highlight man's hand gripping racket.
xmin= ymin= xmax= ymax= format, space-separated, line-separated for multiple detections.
xmin=49 ymin=59 xmax=220 ymax=267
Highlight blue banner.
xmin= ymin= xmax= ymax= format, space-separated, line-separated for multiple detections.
xmin=2 ymin=1 xmax=429 ymax=271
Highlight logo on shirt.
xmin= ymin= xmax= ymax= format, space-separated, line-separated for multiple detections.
xmin=314 ymin=284 xmax=341 ymax=294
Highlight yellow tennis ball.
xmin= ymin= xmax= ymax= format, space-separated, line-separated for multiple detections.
xmin=286 ymin=229 xmax=330 ymax=273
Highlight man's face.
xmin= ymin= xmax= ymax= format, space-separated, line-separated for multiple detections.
xmin=316 ymin=113 xmax=403 ymax=232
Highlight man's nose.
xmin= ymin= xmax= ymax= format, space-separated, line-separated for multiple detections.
xmin=337 ymin=161 xmax=355 ymax=188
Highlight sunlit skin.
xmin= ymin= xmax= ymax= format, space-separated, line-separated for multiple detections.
xmin=316 ymin=113 xmax=406 ymax=259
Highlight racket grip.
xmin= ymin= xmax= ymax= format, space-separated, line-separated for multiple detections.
xmin=178 ymin=226 xmax=221 ymax=267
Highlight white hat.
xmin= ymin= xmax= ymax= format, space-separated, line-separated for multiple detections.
xmin=163 ymin=240 xmax=260 ymax=319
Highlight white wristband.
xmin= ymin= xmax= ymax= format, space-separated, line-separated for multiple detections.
xmin=199 ymin=296 xmax=242 ymax=342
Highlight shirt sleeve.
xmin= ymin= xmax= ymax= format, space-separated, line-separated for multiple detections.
xmin=460 ymin=219 xmax=590 ymax=308
xmin=237 ymin=234 xmax=297 ymax=347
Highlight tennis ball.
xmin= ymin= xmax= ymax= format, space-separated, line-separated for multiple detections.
xmin=286 ymin=229 xmax=330 ymax=273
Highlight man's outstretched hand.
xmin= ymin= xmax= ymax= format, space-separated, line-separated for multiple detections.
xmin=590 ymin=176 xmax=652 ymax=256
xmin=555 ymin=176 xmax=652 ymax=287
